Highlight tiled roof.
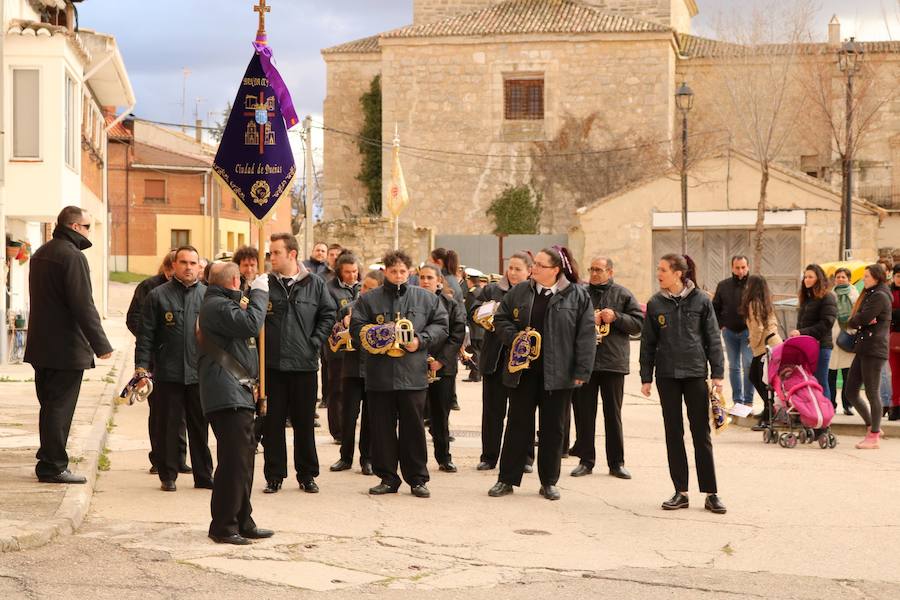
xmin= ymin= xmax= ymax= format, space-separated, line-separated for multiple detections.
xmin=321 ymin=35 xmax=380 ymax=55
xmin=105 ymin=114 xmax=131 ymax=140
xmin=132 ymin=142 xmax=211 ymax=170
xmin=679 ymin=33 xmax=900 ymax=58
xmin=7 ymin=19 xmax=91 ymax=63
xmin=382 ymin=0 xmax=669 ymax=40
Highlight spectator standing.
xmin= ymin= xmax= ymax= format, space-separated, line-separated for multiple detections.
xmin=712 ymin=256 xmax=753 ymax=406
xmin=828 ymin=268 xmax=859 ymax=415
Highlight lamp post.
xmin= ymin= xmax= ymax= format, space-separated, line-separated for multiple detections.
xmin=838 ymin=37 xmax=862 ymax=260
xmin=675 ymin=82 xmax=694 ymax=255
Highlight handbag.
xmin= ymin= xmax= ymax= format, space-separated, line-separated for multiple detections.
xmin=836 ymin=329 xmax=858 ymax=353
xmin=891 ymin=331 xmax=900 ymax=353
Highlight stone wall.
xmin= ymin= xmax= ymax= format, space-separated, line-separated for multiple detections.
xmin=378 ymin=34 xmax=675 ymax=236
xmin=313 ymin=217 xmax=434 ymax=269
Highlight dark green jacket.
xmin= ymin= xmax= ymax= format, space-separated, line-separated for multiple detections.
xmin=586 ymin=280 xmax=644 ymax=374
xmin=471 ymin=277 xmax=511 ymax=375
xmin=265 ymin=269 xmax=336 ymax=372
xmin=432 ymin=291 xmax=467 ymax=378
xmin=198 ymin=286 xmax=267 ymax=415
xmin=135 ymin=278 xmax=206 ymax=384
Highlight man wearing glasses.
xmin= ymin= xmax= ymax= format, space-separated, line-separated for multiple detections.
xmin=569 ymin=257 xmax=644 ymax=480
xmin=25 ymin=206 xmax=113 ymax=484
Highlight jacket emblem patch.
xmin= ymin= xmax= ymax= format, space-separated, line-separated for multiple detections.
xmin=513 ymin=308 xmax=519 ymax=320
xmin=658 ymin=315 xmax=667 ymax=328
xmin=164 ymin=311 xmax=175 ymax=324
xmin=340 ymin=299 xmax=349 ymax=308
xmin=267 ymin=302 xmax=273 ymax=314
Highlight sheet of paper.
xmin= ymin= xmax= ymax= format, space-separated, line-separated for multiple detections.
xmin=728 ymin=403 xmax=753 ymax=418
xmin=476 ymin=301 xmax=498 ymax=319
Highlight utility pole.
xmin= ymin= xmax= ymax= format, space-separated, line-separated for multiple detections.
xmin=180 ymin=67 xmax=191 ymax=132
xmin=303 ymin=115 xmax=314 ymax=258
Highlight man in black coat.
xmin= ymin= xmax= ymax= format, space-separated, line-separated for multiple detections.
xmin=199 ymin=262 xmax=273 ymax=545
xmin=570 ymin=257 xmax=644 ymax=479
xmin=134 ymin=246 xmax=213 ymax=492
xmin=261 ymin=233 xmax=337 ymax=494
xmin=350 ymin=250 xmax=449 ymax=498
xmin=25 ymin=206 xmax=113 ymax=484
xmin=712 ymin=256 xmax=753 ymax=406
xmin=323 ymin=253 xmax=361 ymax=442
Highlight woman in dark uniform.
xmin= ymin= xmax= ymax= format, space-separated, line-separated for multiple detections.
xmin=640 ymin=254 xmax=727 ymax=514
xmin=487 ymin=246 xmax=595 ymax=501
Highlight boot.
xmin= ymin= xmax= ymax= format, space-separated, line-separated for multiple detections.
xmin=855 ymin=430 xmax=880 ymax=450
xmin=889 ymin=406 xmax=900 ymax=421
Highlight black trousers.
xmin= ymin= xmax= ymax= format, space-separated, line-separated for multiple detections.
xmin=749 ymin=355 xmax=771 ymax=421
xmin=427 ymin=375 xmax=454 ymax=464
xmin=340 ymin=376 xmax=371 ymax=465
xmin=147 ymin=391 xmax=187 ymax=470
xmin=208 ymin=407 xmax=257 ymax=538
xmin=152 ymin=382 xmax=213 ymax=485
xmin=34 ymin=367 xmax=83 ymax=478
xmin=263 ymin=369 xmax=319 ymax=482
xmin=467 ymin=338 xmax=483 ymax=379
xmin=828 ymin=368 xmax=852 ymax=411
xmin=325 ymin=358 xmax=343 ymax=441
xmin=657 ymin=377 xmax=717 ymax=494
xmin=571 ymin=371 xmax=626 ymax=470
xmin=499 ymin=369 xmax=571 ymax=487
xmin=480 ymin=370 xmax=534 ymax=467
xmin=368 ymin=389 xmax=429 ymax=489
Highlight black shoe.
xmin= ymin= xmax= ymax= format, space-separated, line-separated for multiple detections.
xmin=179 ymin=464 xmax=193 ymax=474
xmin=539 ymin=485 xmax=561 ymax=501
xmin=240 ymin=528 xmax=275 ymax=540
xmin=448 ymin=435 xmax=456 ymax=442
xmin=37 ymin=469 xmax=87 ymax=484
xmin=299 ymin=479 xmax=319 ymax=493
xmin=194 ymin=480 xmax=214 ymax=489
xmin=451 ymin=401 xmax=461 ymax=411
xmin=439 ymin=462 xmax=457 ymax=473
xmin=369 ymin=482 xmax=398 ymax=495
xmin=476 ymin=461 xmax=495 ymax=471
xmin=411 ymin=484 xmax=431 ymax=498
xmin=330 ymin=459 xmax=352 ymax=472
xmin=523 ymin=464 xmax=534 ymax=474
xmin=160 ymin=480 xmax=177 ymax=492
xmin=890 ymin=407 xmax=900 ymax=421
xmin=609 ymin=465 xmax=632 ymax=480
xmin=263 ymin=480 xmax=282 ymax=494
xmin=318 ymin=399 xmax=327 ymax=408
xmin=661 ymin=492 xmax=689 ymax=510
xmin=209 ymin=533 xmax=251 ymax=546
xmin=149 ymin=465 xmax=158 ymax=475
xmin=751 ymin=421 xmax=768 ymax=432
xmin=361 ymin=462 xmax=374 ymax=476
xmin=314 ymin=419 xmax=321 ymax=428
xmin=705 ymin=494 xmax=727 ymax=514
xmin=488 ymin=481 xmax=514 ymax=497
xmin=570 ymin=464 xmax=592 ymax=477
xmin=843 ymin=407 xmax=854 ymax=416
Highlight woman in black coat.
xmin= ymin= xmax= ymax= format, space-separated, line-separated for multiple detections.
xmin=788 ymin=264 xmax=837 ymax=400
xmin=845 ymin=264 xmax=893 ymax=449
xmin=640 ymin=254 xmax=726 ymax=515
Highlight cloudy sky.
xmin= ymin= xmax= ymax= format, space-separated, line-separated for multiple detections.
xmin=78 ymin=0 xmax=899 ymax=143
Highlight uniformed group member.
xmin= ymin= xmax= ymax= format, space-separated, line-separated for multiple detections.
xmin=473 ymin=252 xmax=534 ymax=472
xmin=134 ymin=246 xmax=213 ymax=491
xmin=199 ymin=262 xmax=273 ymax=545
xmin=323 ymin=252 xmax=361 ymax=443
xmin=640 ymin=253 xmax=727 ymax=514
xmin=463 ymin=268 xmax=485 ymax=382
xmin=488 ymin=247 xmax=595 ymax=501
xmin=261 ymin=233 xmax=336 ymax=494
xmin=350 ymin=250 xmax=449 ymax=498
xmin=418 ymin=264 xmax=466 ymax=473
xmin=232 ymin=245 xmax=259 ymax=292
xmin=330 ymin=270 xmax=383 ymax=475
xmin=570 ymin=256 xmax=644 ymax=479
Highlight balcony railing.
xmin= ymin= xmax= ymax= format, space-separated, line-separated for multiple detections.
xmin=858 ymin=185 xmax=900 ymax=209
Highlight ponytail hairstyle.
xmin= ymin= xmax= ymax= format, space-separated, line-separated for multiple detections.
xmin=683 ymin=254 xmax=698 ymax=287
xmin=660 ymin=253 xmax=692 ymax=286
xmin=851 ymin=263 xmax=888 ymax=317
xmin=430 ymin=247 xmax=460 ymax=276
xmin=543 ymin=245 xmax=580 ymax=284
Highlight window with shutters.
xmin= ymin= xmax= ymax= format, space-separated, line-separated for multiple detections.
xmin=13 ymin=69 xmax=40 ymax=159
xmin=144 ymin=179 xmax=167 ymax=204
xmin=171 ymin=229 xmax=191 ymax=249
xmin=504 ymin=78 xmax=544 ymax=120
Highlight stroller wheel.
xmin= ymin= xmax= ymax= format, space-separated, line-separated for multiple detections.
xmin=805 ymin=428 xmax=815 ymax=443
xmin=828 ymin=433 xmax=838 ymax=448
xmin=785 ymin=433 xmax=798 ymax=448
xmin=798 ymin=429 xmax=807 ymax=444
xmin=763 ymin=429 xmax=773 ymax=443
xmin=817 ymin=434 xmax=828 ymax=449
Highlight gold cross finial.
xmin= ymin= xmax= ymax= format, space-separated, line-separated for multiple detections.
xmin=254 ymin=0 xmax=271 ymax=36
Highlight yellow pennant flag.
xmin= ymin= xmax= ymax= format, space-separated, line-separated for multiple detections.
xmin=387 ymin=129 xmax=409 ymax=218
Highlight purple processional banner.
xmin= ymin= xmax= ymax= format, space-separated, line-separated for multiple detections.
xmin=213 ymin=47 xmax=297 ymax=222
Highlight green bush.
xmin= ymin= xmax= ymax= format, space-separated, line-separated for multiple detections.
xmin=486 ymin=185 xmax=542 ymax=235
xmin=356 ymin=75 xmax=382 ymax=215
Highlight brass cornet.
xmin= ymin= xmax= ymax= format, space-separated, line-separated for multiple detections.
xmin=388 ymin=313 xmax=415 ymax=357
xmin=473 ymin=300 xmax=499 ymax=332
xmin=427 ymin=356 xmax=439 ymax=384
xmin=595 ymin=309 xmax=610 ymax=345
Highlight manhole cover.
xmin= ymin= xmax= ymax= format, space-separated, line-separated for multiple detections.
xmin=514 ymin=529 xmax=551 ymax=536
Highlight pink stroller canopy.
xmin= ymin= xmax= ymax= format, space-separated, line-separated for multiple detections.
xmin=768 ymin=335 xmax=820 ymax=384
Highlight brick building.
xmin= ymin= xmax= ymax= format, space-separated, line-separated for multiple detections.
xmin=107 ymin=118 xmax=293 ymax=275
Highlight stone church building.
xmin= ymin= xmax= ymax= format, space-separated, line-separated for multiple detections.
xmin=321 ymin=0 xmax=899 ymax=292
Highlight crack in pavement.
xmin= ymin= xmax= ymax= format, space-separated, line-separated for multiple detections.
xmin=581 ymin=570 xmax=772 ymax=597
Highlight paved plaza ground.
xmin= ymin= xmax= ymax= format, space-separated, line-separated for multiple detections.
xmin=1 ymin=283 xmax=899 ymax=599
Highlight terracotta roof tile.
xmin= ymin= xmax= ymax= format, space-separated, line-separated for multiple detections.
xmin=105 ymin=114 xmax=131 ymax=140
xmin=132 ymin=142 xmax=211 ymax=170
xmin=679 ymin=33 xmax=900 ymax=58
xmin=382 ymin=0 xmax=669 ymax=40
xmin=321 ymin=35 xmax=380 ymax=55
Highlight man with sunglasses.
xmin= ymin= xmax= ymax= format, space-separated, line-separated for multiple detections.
xmin=25 ymin=206 xmax=113 ymax=484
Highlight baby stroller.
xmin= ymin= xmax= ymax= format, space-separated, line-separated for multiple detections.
xmin=762 ymin=335 xmax=837 ymax=449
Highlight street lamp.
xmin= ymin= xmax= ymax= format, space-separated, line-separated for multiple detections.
xmin=675 ymin=82 xmax=694 ymax=255
xmin=838 ymin=37 xmax=862 ymax=259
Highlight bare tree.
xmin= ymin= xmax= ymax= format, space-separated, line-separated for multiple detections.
xmin=691 ymin=0 xmax=817 ymax=272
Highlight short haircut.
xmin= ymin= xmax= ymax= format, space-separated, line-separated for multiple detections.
xmin=174 ymin=245 xmax=200 ymax=261
xmin=270 ymin=233 xmax=300 ymax=258
xmin=232 ymin=245 xmax=259 ymax=265
xmin=383 ymin=250 xmax=412 ymax=269
xmin=364 ymin=270 xmax=385 ymax=285
xmin=313 ymin=241 xmax=328 ymax=251
xmin=208 ymin=262 xmax=239 ymax=286
xmin=57 ymin=205 xmax=86 ymax=227
xmin=328 ymin=243 xmax=343 ymax=252
xmin=335 ymin=252 xmax=358 ymax=272
xmin=731 ymin=255 xmax=749 ymax=266
xmin=592 ymin=256 xmax=614 ymax=270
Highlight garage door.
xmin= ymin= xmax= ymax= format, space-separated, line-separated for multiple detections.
xmin=651 ymin=229 xmax=801 ymax=298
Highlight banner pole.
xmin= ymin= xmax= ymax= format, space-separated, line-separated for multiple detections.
xmin=257 ymin=224 xmax=267 ymax=413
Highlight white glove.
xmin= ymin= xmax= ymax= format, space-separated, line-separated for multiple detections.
xmin=250 ymin=274 xmax=269 ymax=293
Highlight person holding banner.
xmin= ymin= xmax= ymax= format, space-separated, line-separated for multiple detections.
xmin=350 ymin=250 xmax=449 ymax=498
xmin=261 ymin=233 xmax=336 ymax=494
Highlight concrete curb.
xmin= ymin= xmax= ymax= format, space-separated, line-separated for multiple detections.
xmin=731 ymin=414 xmax=900 ymax=437
xmin=0 ymin=345 xmax=133 ymax=553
